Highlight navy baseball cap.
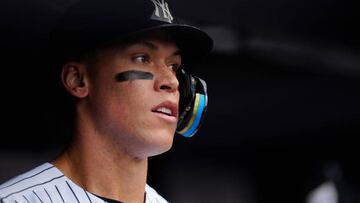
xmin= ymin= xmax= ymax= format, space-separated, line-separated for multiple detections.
xmin=50 ymin=0 xmax=213 ymax=65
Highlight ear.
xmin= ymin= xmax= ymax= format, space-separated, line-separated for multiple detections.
xmin=61 ymin=62 xmax=89 ymax=98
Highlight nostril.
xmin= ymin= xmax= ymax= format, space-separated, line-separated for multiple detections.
xmin=160 ymin=85 xmax=171 ymax=90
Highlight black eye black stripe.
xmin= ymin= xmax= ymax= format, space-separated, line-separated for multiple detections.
xmin=115 ymin=70 xmax=154 ymax=82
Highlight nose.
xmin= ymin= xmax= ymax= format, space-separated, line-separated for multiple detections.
xmin=154 ymin=66 xmax=179 ymax=93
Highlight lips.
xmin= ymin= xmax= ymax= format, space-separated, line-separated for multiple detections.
xmin=151 ymin=101 xmax=178 ymax=118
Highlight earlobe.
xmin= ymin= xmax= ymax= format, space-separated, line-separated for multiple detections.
xmin=61 ymin=62 xmax=89 ymax=98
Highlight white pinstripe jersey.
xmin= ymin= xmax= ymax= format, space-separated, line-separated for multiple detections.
xmin=0 ymin=163 xmax=169 ymax=203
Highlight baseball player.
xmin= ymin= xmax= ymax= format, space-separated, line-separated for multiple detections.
xmin=0 ymin=0 xmax=212 ymax=202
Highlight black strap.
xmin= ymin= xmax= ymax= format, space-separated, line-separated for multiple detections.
xmin=94 ymin=192 xmax=146 ymax=203
xmin=94 ymin=194 xmax=124 ymax=203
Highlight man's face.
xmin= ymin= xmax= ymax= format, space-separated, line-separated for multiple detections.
xmin=85 ymin=32 xmax=181 ymax=159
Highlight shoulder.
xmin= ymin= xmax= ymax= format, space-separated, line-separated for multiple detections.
xmin=0 ymin=163 xmax=66 ymax=203
xmin=145 ymin=184 xmax=169 ymax=203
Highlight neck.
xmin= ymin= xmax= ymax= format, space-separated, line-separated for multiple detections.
xmin=52 ymin=113 xmax=148 ymax=203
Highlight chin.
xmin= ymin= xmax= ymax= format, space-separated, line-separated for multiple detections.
xmin=142 ymin=129 xmax=175 ymax=157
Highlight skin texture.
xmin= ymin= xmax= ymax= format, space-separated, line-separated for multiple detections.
xmin=52 ymin=32 xmax=181 ymax=203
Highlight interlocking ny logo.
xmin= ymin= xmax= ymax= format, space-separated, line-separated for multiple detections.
xmin=151 ymin=0 xmax=173 ymax=23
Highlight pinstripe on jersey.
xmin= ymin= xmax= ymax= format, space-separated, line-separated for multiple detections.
xmin=0 ymin=163 xmax=169 ymax=203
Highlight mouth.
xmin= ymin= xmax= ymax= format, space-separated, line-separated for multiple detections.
xmin=151 ymin=101 xmax=178 ymax=119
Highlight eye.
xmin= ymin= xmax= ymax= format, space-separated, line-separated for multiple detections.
xmin=132 ymin=54 xmax=150 ymax=64
xmin=168 ymin=63 xmax=181 ymax=73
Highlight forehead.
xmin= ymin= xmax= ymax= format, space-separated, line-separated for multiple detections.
xmin=110 ymin=31 xmax=180 ymax=52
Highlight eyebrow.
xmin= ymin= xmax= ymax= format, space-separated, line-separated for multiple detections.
xmin=136 ymin=40 xmax=181 ymax=57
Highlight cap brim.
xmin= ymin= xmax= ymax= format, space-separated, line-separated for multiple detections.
xmin=123 ymin=23 xmax=213 ymax=65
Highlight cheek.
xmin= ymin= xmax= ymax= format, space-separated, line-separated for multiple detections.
xmin=123 ymin=80 xmax=152 ymax=100
xmin=111 ymin=81 xmax=153 ymax=116
xmin=108 ymin=82 xmax=158 ymax=142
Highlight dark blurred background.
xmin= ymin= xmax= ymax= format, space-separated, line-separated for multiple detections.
xmin=1 ymin=0 xmax=359 ymax=202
